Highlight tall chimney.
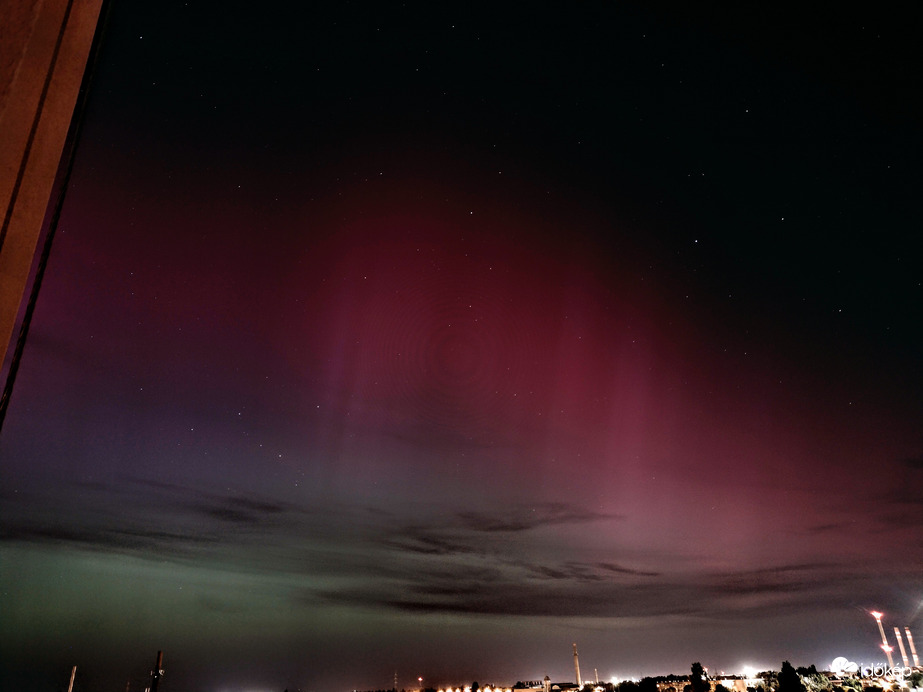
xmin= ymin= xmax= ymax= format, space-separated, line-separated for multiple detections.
xmin=905 ymin=628 xmax=920 ymax=667
xmin=894 ymin=628 xmax=910 ymax=667
xmin=871 ymin=612 xmax=894 ymax=668
xmin=573 ymin=643 xmax=582 ymax=688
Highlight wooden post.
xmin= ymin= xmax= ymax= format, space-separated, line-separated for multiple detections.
xmin=150 ymin=650 xmax=164 ymax=692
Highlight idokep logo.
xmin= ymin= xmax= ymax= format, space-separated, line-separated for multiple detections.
xmin=857 ymin=665 xmax=918 ymax=679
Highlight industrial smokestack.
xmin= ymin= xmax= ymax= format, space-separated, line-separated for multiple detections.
xmin=871 ymin=612 xmax=895 ymax=668
xmin=573 ymin=643 xmax=582 ymax=688
xmin=894 ymin=628 xmax=910 ymax=667
xmin=150 ymin=651 xmax=164 ymax=692
xmin=905 ymin=628 xmax=920 ymax=667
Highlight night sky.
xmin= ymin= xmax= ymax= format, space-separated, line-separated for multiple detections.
xmin=1 ymin=3 xmax=921 ymax=691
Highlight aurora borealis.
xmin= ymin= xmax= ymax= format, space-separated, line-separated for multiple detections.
xmin=1 ymin=3 xmax=921 ymax=691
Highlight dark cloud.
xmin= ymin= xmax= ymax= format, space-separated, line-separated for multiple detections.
xmin=7 ymin=481 xmax=903 ymax=628
xmin=527 ymin=565 xmax=578 ymax=581
xmin=411 ymin=581 xmax=484 ymax=598
xmin=0 ymin=481 xmax=300 ymax=562
xmin=597 ymin=562 xmax=662 ymax=577
xmin=234 ymin=495 xmax=287 ymax=514
xmin=712 ymin=574 xmax=816 ymax=596
xmin=747 ymin=563 xmax=835 ymax=575
xmin=455 ymin=503 xmax=621 ymax=533
xmin=306 ymin=542 xmax=864 ymax=621
xmin=198 ymin=495 xmax=288 ymax=525
xmin=314 ymin=573 xmax=691 ymax=618
xmin=0 ymin=521 xmax=216 ymax=554
xmin=804 ymin=522 xmax=850 ymax=534
xmin=380 ymin=530 xmax=479 ymax=556
xmin=204 ymin=505 xmax=263 ymax=524
xmin=522 ymin=561 xmax=638 ymax=583
xmin=372 ymin=501 xmax=622 ymax=562
xmin=382 ymin=598 xmax=495 ymax=615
